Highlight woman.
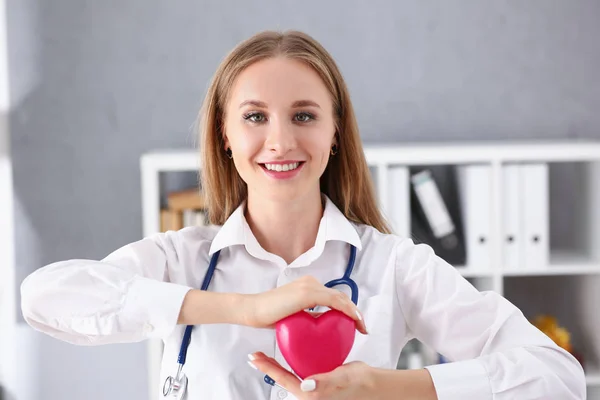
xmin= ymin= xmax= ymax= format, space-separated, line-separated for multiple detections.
xmin=21 ymin=30 xmax=585 ymax=400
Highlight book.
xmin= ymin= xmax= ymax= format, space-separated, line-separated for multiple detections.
xmin=159 ymin=187 xmax=208 ymax=232
xmin=167 ymin=188 xmax=206 ymax=211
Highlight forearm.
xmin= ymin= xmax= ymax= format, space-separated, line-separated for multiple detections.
xmin=177 ymin=289 xmax=247 ymax=325
xmin=369 ymin=367 xmax=438 ymax=400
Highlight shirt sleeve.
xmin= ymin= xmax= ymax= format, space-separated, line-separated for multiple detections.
xmin=393 ymin=238 xmax=587 ymax=400
xmin=20 ymin=231 xmax=194 ymax=345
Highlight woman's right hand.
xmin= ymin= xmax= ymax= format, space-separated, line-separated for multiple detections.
xmin=241 ymin=275 xmax=368 ymax=335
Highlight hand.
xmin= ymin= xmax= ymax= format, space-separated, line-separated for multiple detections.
xmin=248 ymin=351 xmax=375 ymax=399
xmin=242 ymin=275 xmax=368 ymax=334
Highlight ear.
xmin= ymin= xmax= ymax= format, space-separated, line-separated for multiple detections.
xmin=222 ymin=125 xmax=230 ymax=151
xmin=219 ymin=114 xmax=229 ymax=150
xmin=223 ymin=135 xmax=230 ymax=151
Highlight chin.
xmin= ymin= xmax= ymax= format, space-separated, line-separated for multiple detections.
xmin=252 ymin=184 xmax=314 ymax=204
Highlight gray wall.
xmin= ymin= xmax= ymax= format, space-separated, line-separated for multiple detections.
xmin=7 ymin=1 xmax=600 ymax=399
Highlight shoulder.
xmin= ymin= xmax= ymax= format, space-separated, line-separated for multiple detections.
xmin=142 ymin=224 xmax=222 ymax=256
xmin=351 ymin=221 xmax=412 ymax=251
xmin=351 ymin=222 xmax=439 ymax=270
xmin=168 ymin=224 xmax=222 ymax=242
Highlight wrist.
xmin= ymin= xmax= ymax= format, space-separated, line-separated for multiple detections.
xmin=361 ymin=364 xmax=380 ymax=397
xmin=177 ymin=289 xmax=199 ymax=324
xmin=231 ymin=293 xmax=253 ymax=326
xmin=370 ymin=367 xmax=437 ymax=400
xmin=178 ymin=290 xmax=250 ymax=326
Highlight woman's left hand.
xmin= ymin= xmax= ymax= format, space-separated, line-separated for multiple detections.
xmin=248 ymin=351 xmax=375 ymax=399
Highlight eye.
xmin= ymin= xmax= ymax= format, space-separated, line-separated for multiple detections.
xmin=243 ymin=112 xmax=266 ymax=123
xmin=294 ymin=112 xmax=315 ymax=123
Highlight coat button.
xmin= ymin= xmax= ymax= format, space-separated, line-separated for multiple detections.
xmin=284 ymin=269 xmax=292 ymax=276
xmin=277 ymin=390 xmax=288 ymax=399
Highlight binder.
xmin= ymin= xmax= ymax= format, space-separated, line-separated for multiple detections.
xmin=455 ymin=164 xmax=492 ymax=271
xmin=388 ymin=166 xmax=410 ymax=238
xmin=502 ymin=163 xmax=522 ymax=271
xmin=519 ymin=163 xmax=550 ymax=270
xmin=409 ymin=166 xmax=466 ymax=267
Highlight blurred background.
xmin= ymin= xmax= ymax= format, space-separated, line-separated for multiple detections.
xmin=1 ymin=1 xmax=600 ymax=399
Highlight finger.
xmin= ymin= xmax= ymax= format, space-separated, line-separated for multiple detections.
xmin=302 ymin=362 xmax=355 ymax=394
xmin=248 ymin=352 xmax=302 ymax=394
xmin=299 ymin=371 xmax=338 ymax=394
xmin=321 ymin=288 xmax=368 ymax=335
xmin=246 ymin=353 xmax=287 ymax=390
xmin=354 ymin=310 xmax=368 ymax=335
xmin=249 ymin=351 xmax=279 ymax=366
xmin=296 ymin=277 xmax=367 ymax=334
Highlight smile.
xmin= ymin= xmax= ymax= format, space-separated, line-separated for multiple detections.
xmin=263 ymin=162 xmax=301 ymax=172
xmin=258 ymin=161 xmax=305 ymax=180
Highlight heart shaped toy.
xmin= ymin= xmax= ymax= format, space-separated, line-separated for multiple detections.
xmin=275 ymin=309 xmax=356 ymax=379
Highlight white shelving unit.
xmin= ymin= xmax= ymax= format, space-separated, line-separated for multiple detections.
xmin=141 ymin=139 xmax=600 ymax=399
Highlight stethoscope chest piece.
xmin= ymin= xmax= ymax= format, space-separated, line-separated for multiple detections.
xmin=163 ymin=369 xmax=188 ymax=399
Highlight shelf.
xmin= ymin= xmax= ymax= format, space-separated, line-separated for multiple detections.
xmin=455 ymin=267 xmax=493 ymax=278
xmin=503 ymin=250 xmax=600 ymax=276
xmin=364 ymin=139 xmax=600 ymax=165
xmin=141 ymin=150 xmax=198 ymax=172
xmin=458 ymin=255 xmax=600 ymax=277
xmin=503 ymin=266 xmax=600 ymax=277
xmin=141 ymin=139 xmax=600 ymax=172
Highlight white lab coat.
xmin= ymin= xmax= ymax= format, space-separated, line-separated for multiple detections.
xmin=20 ymin=194 xmax=586 ymax=399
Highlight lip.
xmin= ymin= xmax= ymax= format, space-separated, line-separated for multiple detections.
xmin=258 ymin=160 xmax=305 ymax=164
xmin=259 ymin=161 xmax=305 ymax=180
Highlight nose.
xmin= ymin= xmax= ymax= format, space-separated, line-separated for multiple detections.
xmin=264 ymin=118 xmax=296 ymax=155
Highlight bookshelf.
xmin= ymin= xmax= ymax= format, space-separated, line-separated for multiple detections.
xmin=141 ymin=139 xmax=600 ymax=399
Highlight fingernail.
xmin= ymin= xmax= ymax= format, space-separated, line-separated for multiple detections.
xmin=300 ymin=379 xmax=316 ymax=392
xmin=356 ymin=309 xmax=363 ymax=321
xmin=247 ymin=361 xmax=257 ymax=370
xmin=248 ymin=353 xmax=256 ymax=361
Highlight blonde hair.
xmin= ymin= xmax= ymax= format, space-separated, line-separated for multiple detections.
xmin=198 ymin=30 xmax=391 ymax=234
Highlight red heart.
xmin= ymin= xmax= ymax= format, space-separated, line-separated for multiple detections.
xmin=275 ymin=310 xmax=355 ymax=379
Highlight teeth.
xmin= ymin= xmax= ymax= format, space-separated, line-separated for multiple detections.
xmin=264 ymin=162 xmax=300 ymax=172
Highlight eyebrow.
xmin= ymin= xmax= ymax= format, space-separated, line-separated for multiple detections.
xmin=239 ymin=100 xmax=267 ymax=109
xmin=291 ymin=100 xmax=321 ymax=109
xmin=238 ymin=99 xmax=321 ymax=109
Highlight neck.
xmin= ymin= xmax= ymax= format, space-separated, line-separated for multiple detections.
xmin=245 ymin=189 xmax=324 ymax=265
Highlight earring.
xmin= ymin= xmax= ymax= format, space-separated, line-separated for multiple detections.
xmin=330 ymin=144 xmax=338 ymax=156
xmin=225 ymin=147 xmax=233 ymax=159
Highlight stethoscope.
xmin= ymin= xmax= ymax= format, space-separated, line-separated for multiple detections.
xmin=162 ymin=244 xmax=359 ymax=399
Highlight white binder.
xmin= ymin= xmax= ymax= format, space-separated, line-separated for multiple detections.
xmin=502 ymin=163 xmax=522 ymax=271
xmin=388 ymin=166 xmax=410 ymax=238
xmin=519 ymin=163 xmax=550 ymax=270
xmin=456 ymin=164 xmax=492 ymax=271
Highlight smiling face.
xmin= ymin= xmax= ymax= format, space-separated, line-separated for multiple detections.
xmin=222 ymin=57 xmax=337 ymax=204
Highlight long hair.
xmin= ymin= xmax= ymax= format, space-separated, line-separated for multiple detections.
xmin=198 ymin=30 xmax=391 ymax=234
